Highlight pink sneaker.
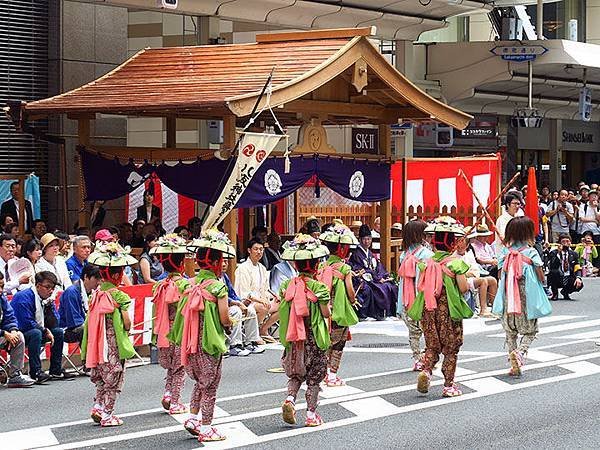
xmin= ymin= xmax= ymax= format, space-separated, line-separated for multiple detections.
xmin=305 ymin=413 xmax=324 ymax=427
xmin=198 ymin=426 xmax=226 ymax=442
xmin=90 ymin=406 xmax=103 ymax=424
xmin=412 ymin=360 xmax=424 ymax=372
xmin=324 ymin=375 xmax=345 ymax=387
xmin=442 ymin=383 xmax=463 ymax=397
xmin=168 ymin=402 xmax=188 ymax=415
xmin=416 ymin=370 xmax=431 ymax=393
xmin=100 ymin=415 xmax=123 ymax=427
xmin=184 ymin=417 xmax=201 ymax=436
xmin=161 ymin=393 xmax=171 ymax=410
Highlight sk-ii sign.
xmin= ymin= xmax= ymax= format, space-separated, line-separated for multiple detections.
xmin=352 ymin=128 xmax=379 ymax=154
xmin=490 ymin=45 xmax=547 ymax=61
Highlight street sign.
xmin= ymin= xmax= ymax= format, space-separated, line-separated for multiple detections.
xmin=351 ymin=128 xmax=379 ymax=154
xmin=490 ymin=45 xmax=547 ymax=61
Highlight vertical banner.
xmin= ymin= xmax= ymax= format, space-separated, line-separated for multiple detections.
xmin=202 ymin=132 xmax=282 ymax=231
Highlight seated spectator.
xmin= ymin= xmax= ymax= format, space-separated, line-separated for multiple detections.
xmin=234 ymin=237 xmax=279 ymax=341
xmin=0 ymin=233 xmax=31 ymax=295
xmin=35 ymin=233 xmax=72 ymax=291
xmin=467 ymin=223 xmax=499 ymax=279
xmin=454 ymin=235 xmax=497 ymax=317
xmin=260 ymin=232 xmax=282 ymax=271
xmin=137 ymin=234 xmax=166 ymax=284
xmin=66 ymin=236 xmax=91 ymax=284
xmin=5 ymin=222 xmax=18 ymax=239
xmin=270 ymin=259 xmax=298 ymax=295
xmin=0 ymin=272 xmax=34 ymax=387
xmin=173 ymin=225 xmax=190 ymax=241
xmin=350 ymin=220 xmax=362 ymax=238
xmin=59 ymin=264 xmax=102 ymax=345
xmin=547 ymin=234 xmax=583 ymax=300
xmin=117 ymin=222 xmax=134 ymax=247
xmin=55 ymin=232 xmax=72 ymax=259
xmin=11 ymin=271 xmax=74 ymax=382
xmin=575 ymin=231 xmax=599 ymax=277
xmin=391 ymin=222 xmax=403 ymax=239
xmin=187 ymin=216 xmax=201 ymax=239
xmin=348 ymin=224 xmax=398 ymax=320
xmin=220 ymin=259 xmax=264 ymax=355
xmin=371 ymin=216 xmax=381 ymax=258
xmin=131 ymin=218 xmax=146 ymax=247
xmin=251 ymin=225 xmax=268 ymax=244
xmin=31 ymin=219 xmax=47 ymax=240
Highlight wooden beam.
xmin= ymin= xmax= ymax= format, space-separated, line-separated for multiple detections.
xmin=222 ymin=115 xmax=237 ymax=278
xmin=78 ymin=119 xmax=90 ymax=228
xmin=92 ymin=145 xmax=214 ymax=161
xmin=256 ymin=27 xmax=375 ymax=43
xmin=379 ymin=124 xmax=392 ymax=273
xmin=166 ymin=116 xmax=176 ymax=148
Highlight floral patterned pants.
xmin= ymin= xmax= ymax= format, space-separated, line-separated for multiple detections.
xmin=158 ymin=344 xmax=186 ymax=404
xmin=327 ymin=322 xmax=349 ymax=373
xmin=185 ymin=347 xmax=222 ymax=424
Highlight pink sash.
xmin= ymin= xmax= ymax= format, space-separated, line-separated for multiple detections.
xmin=503 ymin=248 xmax=532 ymax=315
xmin=180 ymin=279 xmax=216 ymax=365
xmin=397 ymin=247 xmax=420 ymax=309
xmin=152 ymin=277 xmax=181 ymax=348
xmin=284 ymin=277 xmax=318 ymax=344
xmin=418 ymin=256 xmax=456 ymax=311
xmin=85 ymin=289 xmax=118 ymax=368
xmin=316 ymin=262 xmax=345 ymax=291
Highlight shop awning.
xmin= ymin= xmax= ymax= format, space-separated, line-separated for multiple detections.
xmin=427 ymin=39 xmax=600 ymax=121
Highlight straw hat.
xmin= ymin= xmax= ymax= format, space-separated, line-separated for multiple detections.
xmin=40 ymin=233 xmax=60 ymax=252
xmin=88 ymin=241 xmax=138 ymax=267
xmin=188 ymin=228 xmax=236 ymax=258
xmin=281 ymin=234 xmax=329 ymax=261
xmin=319 ymin=224 xmax=359 ymax=246
xmin=149 ymin=233 xmax=189 ymax=254
xmin=350 ymin=220 xmax=363 ymax=229
xmin=466 ymin=223 xmax=493 ymax=239
xmin=424 ymin=216 xmax=465 ymax=236
xmin=391 ymin=222 xmax=403 ymax=231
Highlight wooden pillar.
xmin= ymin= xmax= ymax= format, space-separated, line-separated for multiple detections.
xmin=223 ymin=115 xmax=237 ymax=278
xmin=379 ymin=124 xmax=392 ymax=271
xmin=78 ymin=119 xmax=90 ymax=228
xmin=166 ymin=116 xmax=176 ymax=148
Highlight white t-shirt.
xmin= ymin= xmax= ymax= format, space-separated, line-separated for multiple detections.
xmin=548 ymin=200 xmax=574 ymax=234
xmin=579 ymin=202 xmax=600 ymax=235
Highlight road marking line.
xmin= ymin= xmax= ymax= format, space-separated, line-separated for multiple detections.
xmin=32 ymin=351 xmax=600 ymax=450
xmin=202 ymin=422 xmax=259 ymax=449
xmin=2 ymin=427 xmax=59 ymax=450
xmin=552 ymin=330 xmax=600 ymax=340
xmin=339 ymin=397 xmax=401 ymax=418
xmin=461 ymin=377 xmax=512 ymax=394
xmin=310 ymin=385 xmax=364 ymax=398
xmin=488 ymin=318 xmax=600 ymax=338
xmin=170 ymin=405 xmax=230 ymax=424
xmin=433 ymin=366 xmax=475 ymax=378
xmin=559 ymin=361 xmax=600 ymax=375
xmin=526 ymin=350 xmax=567 ymax=362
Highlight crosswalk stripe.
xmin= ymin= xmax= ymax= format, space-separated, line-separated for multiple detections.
xmin=526 ymin=350 xmax=567 ymax=362
xmin=2 ymin=427 xmax=59 ymax=450
xmin=461 ymin=377 xmax=512 ymax=394
xmin=339 ymin=397 xmax=401 ymax=418
xmin=488 ymin=318 xmax=600 ymax=338
xmin=559 ymin=361 xmax=600 ymax=375
xmin=433 ymin=366 xmax=476 ymax=378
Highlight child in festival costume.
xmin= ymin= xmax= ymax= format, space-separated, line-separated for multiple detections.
xmin=575 ymin=231 xmax=598 ymax=277
xmin=150 ymin=234 xmax=190 ymax=415
xmin=168 ymin=229 xmax=233 ymax=442
xmin=279 ymin=234 xmax=331 ymax=427
xmin=397 ymin=220 xmax=433 ymax=372
xmin=318 ymin=224 xmax=359 ymax=387
xmin=492 ymin=216 xmax=551 ymax=376
xmin=407 ymin=217 xmax=473 ymax=397
xmin=81 ymin=241 xmax=137 ymax=427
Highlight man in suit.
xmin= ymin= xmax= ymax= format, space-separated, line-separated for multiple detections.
xmin=136 ymin=187 xmax=161 ymax=224
xmin=0 ymin=182 xmax=34 ymax=232
xmin=59 ymin=264 xmax=101 ymax=345
xmin=547 ymin=234 xmax=584 ymax=300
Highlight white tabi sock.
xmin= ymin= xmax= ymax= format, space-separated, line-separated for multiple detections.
xmin=286 ymin=395 xmax=295 ymax=404
xmin=306 ymin=410 xmax=316 ymax=419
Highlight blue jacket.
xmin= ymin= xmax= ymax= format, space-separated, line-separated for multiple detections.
xmin=222 ymin=273 xmax=240 ymax=304
xmin=11 ymin=288 xmax=59 ymax=333
xmin=0 ymin=294 xmax=19 ymax=334
xmin=58 ymin=282 xmax=86 ymax=329
xmin=66 ymin=255 xmax=86 ymax=284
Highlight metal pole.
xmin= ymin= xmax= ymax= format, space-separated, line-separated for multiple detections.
xmin=537 ymin=0 xmax=543 ymax=39
xmin=528 ymin=60 xmax=533 ymax=109
xmin=59 ymin=143 xmax=69 ymax=231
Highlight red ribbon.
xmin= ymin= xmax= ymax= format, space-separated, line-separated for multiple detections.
xmin=284 ymin=277 xmax=318 ymax=343
xmin=85 ymin=290 xmax=118 ymax=368
xmin=180 ymin=279 xmax=217 ymax=365
xmin=152 ymin=277 xmax=181 ymax=348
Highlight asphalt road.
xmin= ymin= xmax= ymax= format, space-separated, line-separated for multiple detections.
xmin=3 ymin=279 xmax=600 ymax=449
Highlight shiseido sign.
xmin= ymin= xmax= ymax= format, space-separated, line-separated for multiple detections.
xmin=562 ymin=131 xmax=593 ymax=144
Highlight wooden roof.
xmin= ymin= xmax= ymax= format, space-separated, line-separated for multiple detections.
xmin=19 ymin=28 xmax=471 ymax=129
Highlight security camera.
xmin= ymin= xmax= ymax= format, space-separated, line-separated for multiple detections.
xmin=157 ymin=0 xmax=177 ymax=9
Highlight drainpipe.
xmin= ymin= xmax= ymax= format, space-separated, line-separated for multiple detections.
xmin=537 ymin=0 xmax=543 ymax=39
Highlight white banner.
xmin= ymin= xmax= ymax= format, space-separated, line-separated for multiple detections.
xmin=202 ymin=132 xmax=282 ymax=231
